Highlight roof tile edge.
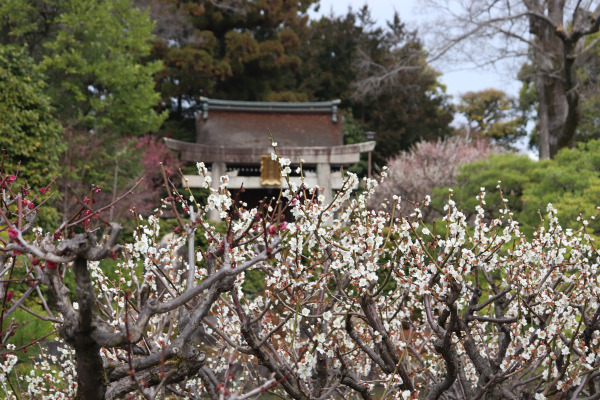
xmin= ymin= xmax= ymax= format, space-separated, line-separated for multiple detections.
xmin=199 ymin=97 xmax=341 ymax=122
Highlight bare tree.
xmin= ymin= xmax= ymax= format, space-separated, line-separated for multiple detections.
xmin=366 ymin=1 xmax=600 ymax=159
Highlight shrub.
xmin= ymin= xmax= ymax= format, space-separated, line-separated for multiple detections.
xmin=439 ymin=139 xmax=600 ymax=237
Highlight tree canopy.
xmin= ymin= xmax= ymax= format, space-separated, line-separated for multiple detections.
xmin=0 ymin=0 xmax=169 ymax=217
xmin=0 ymin=45 xmax=63 ymax=189
xmin=144 ymin=0 xmax=316 ymax=119
xmin=300 ymin=9 xmax=454 ymax=163
xmin=0 ymin=0 xmax=166 ymax=136
xmin=146 ymin=3 xmax=454 ymax=162
xmin=457 ymin=89 xmax=526 ymax=147
xmin=435 ymin=139 xmax=600 ymax=237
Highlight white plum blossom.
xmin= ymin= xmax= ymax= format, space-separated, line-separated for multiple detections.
xmin=2 ymin=154 xmax=600 ymax=400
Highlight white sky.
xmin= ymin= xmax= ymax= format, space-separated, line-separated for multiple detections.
xmin=309 ymin=0 xmax=522 ymax=102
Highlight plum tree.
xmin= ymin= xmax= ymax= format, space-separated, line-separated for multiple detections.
xmin=1 ymin=149 xmax=600 ymax=399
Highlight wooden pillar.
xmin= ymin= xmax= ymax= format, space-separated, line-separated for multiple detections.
xmin=207 ymin=162 xmax=226 ymax=221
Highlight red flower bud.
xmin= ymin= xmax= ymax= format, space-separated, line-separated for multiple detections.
xmin=40 ymin=187 xmax=49 ymax=194
xmin=279 ymin=221 xmax=288 ymax=231
xmin=266 ymin=225 xmax=277 ymax=235
xmin=7 ymin=174 xmax=15 ymax=183
xmin=31 ymin=257 xmax=39 ymax=265
xmin=45 ymin=261 xmax=58 ymax=270
xmin=7 ymin=228 xmax=18 ymax=241
xmin=5 ymin=292 xmax=13 ymax=302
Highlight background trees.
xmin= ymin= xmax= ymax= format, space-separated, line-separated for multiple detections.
xmin=145 ymin=3 xmax=454 ymax=163
xmin=419 ymin=0 xmax=600 ymax=159
xmin=0 ymin=0 xmax=168 ymax=219
xmin=368 ymin=137 xmax=498 ymax=220
xmin=0 ymin=0 xmax=456 ymax=196
xmin=0 ymin=46 xmax=63 ymax=190
xmin=0 ymin=0 xmax=166 ymax=136
xmin=457 ymin=89 xmax=526 ymax=147
xmin=342 ymin=12 xmax=454 ymax=162
xmin=143 ymin=0 xmax=316 ymax=121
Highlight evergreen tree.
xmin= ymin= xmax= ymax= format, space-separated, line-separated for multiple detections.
xmin=0 ymin=0 xmax=166 ymax=136
xmin=144 ymin=0 xmax=316 ymax=126
xmin=0 ymin=45 xmax=63 ymax=190
xmin=299 ymin=8 xmax=454 ymax=164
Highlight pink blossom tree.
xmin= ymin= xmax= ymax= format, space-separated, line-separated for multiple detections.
xmin=1 ymin=148 xmax=599 ymax=400
xmin=368 ymin=137 xmax=498 ymax=220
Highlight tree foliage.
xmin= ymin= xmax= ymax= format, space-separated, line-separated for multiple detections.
xmin=299 ymin=9 xmax=454 ymax=163
xmin=457 ymin=89 xmax=526 ymax=147
xmin=0 ymin=0 xmax=167 ymax=136
xmin=0 ymin=45 xmax=63 ymax=189
xmin=0 ymin=0 xmax=169 ymax=220
xmin=144 ymin=0 xmax=315 ymax=121
xmin=439 ymin=139 xmax=600 ymax=236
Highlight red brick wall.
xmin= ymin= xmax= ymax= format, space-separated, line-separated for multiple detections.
xmin=196 ymin=111 xmax=343 ymax=148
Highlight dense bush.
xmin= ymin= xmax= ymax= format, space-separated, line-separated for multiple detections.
xmin=439 ymin=139 xmax=600 ymax=236
xmin=2 ymin=151 xmax=600 ymax=399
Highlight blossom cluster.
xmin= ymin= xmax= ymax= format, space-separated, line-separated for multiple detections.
xmin=1 ymin=155 xmax=600 ymax=399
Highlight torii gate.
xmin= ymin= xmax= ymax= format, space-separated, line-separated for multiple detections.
xmin=164 ymin=97 xmax=376 ymax=220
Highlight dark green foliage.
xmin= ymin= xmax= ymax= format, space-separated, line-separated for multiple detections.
xmin=438 ymin=140 xmax=600 ymax=236
xmin=433 ymin=153 xmax=541 ymax=222
xmin=242 ymin=269 xmax=266 ymax=295
xmin=299 ymin=9 xmax=454 ymax=164
xmin=145 ymin=0 xmax=315 ymax=128
xmin=0 ymin=45 xmax=64 ymax=190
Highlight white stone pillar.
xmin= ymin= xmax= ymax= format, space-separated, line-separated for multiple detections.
xmin=317 ymin=162 xmax=332 ymax=206
xmin=207 ymin=162 xmax=226 ymax=221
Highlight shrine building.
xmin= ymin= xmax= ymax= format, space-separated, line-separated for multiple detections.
xmin=164 ymin=97 xmax=376 ymax=220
